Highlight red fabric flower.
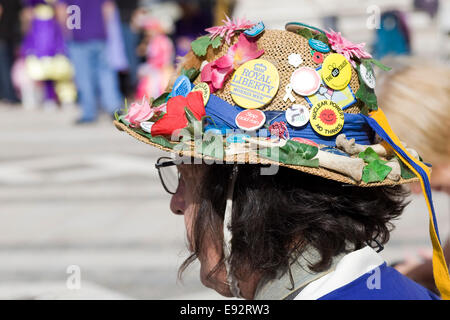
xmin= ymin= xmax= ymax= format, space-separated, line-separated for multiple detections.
xmin=151 ymin=91 xmax=206 ymax=137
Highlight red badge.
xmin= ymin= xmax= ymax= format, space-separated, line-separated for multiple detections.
xmin=312 ymin=51 xmax=324 ymax=64
xmin=235 ymin=109 xmax=266 ymax=131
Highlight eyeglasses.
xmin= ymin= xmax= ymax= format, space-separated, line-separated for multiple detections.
xmin=155 ymin=157 xmax=180 ymax=195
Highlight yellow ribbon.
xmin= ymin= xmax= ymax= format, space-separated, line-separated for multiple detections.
xmin=370 ymin=108 xmax=450 ymax=299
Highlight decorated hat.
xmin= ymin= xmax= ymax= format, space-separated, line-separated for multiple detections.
xmin=114 ymin=19 xmax=450 ymax=298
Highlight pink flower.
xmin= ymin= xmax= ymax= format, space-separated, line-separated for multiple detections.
xmin=325 ymin=29 xmax=372 ymax=67
xmin=201 ymin=33 xmax=264 ymax=92
xmin=124 ymin=97 xmax=154 ymax=127
xmin=205 ymin=16 xmax=254 ymax=45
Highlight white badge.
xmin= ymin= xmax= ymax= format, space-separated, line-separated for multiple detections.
xmin=285 ymin=104 xmax=310 ymax=127
xmin=360 ymin=63 xmax=376 ymax=89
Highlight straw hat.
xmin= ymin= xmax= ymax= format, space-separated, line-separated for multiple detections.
xmin=114 ymin=21 xmax=421 ymax=186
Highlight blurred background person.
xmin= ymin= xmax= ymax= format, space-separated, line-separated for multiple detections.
xmin=376 ymin=56 xmax=450 ymax=294
xmin=116 ymin=0 xmax=140 ymax=99
xmin=135 ymin=17 xmax=174 ymax=100
xmin=0 ymin=0 xmax=22 ymax=104
xmin=19 ymin=0 xmax=76 ymax=110
xmin=57 ymin=0 xmax=123 ymax=124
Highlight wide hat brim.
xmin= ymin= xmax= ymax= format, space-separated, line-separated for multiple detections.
xmin=114 ymin=120 xmax=418 ymax=187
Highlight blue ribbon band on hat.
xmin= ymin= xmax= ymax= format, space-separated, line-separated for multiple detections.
xmin=204 ymin=94 xmax=374 ymax=147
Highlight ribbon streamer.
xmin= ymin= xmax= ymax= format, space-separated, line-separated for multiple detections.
xmin=363 ymin=108 xmax=450 ymax=299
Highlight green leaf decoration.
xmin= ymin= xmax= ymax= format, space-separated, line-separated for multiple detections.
xmin=356 ymin=65 xmax=378 ymax=111
xmin=296 ymin=28 xmax=314 ymax=40
xmin=258 ymin=140 xmax=319 ymax=167
xmin=363 ymin=58 xmax=391 ymax=71
xmin=283 ymin=140 xmax=319 ymax=160
xmin=393 ymin=155 xmax=417 ymax=179
xmin=201 ymin=132 xmax=224 ymax=159
xmin=153 ymin=92 xmax=169 ymax=107
xmin=184 ymin=107 xmax=203 ymax=138
xmin=181 ymin=68 xmax=200 ymax=82
xmin=358 ymin=147 xmax=381 ymax=163
xmin=362 ymin=159 xmax=392 ymax=183
xmin=191 ymin=35 xmax=223 ymax=57
xmin=211 ymin=36 xmax=223 ymax=49
xmin=133 ymin=129 xmax=175 ymax=149
xmin=313 ymin=32 xmax=329 ymax=45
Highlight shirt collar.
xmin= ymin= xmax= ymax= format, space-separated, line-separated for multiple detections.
xmin=253 ymin=245 xmax=347 ymax=300
xmin=295 ymin=246 xmax=385 ymax=300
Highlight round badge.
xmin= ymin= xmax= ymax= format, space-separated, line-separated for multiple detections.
xmin=321 ymin=53 xmax=352 ymax=91
xmin=191 ymin=82 xmax=210 ymax=105
xmin=230 ymin=59 xmax=280 ymax=109
xmin=291 ymin=137 xmax=319 ymax=147
xmin=171 ymin=75 xmax=191 ymax=97
xmin=308 ymin=38 xmax=330 ymax=53
xmin=310 ymin=100 xmax=345 ymax=137
xmin=359 ymin=63 xmax=376 ymax=89
xmin=235 ymin=109 xmax=266 ymax=131
xmin=312 ymin=51 xmax=324 ymax=64
xmin=285 ymin=104 xmax=310 ymax=127
xmin=290 ymin=67 xmax=321 ymax=96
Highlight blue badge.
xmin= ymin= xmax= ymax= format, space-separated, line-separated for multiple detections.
xmin=170 ymin=75 xmax=191 ymax=97
xmin=244 ymin=21 xmax=265 ymax=37
xmin=308 ymin=38 xmax=330 ymax=53
xmin=226 ymin=134 xmax=250 ymax=144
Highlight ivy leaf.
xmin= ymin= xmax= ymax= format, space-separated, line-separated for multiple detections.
xmin=191 ymin=36 xmax=223 ymax=57
xmin=201 ymin=132 xmax=224 ymax=159
xmin=362 ymin=159 xmax=392 ymax=183
xmin=153 ymin=92 xmax=169 ymax=107
xmin=191 ymin=36 xmax=211 ymax=56
xmin=284 ymin=140 xmax=319 ymax=160
xmin=257 ymin=140 xmax=319 ymax=167
xmin=181 ymin=68 xmax=200 ymax=82
xmin=356 ymin=65 xmax=378 ymax=111
xmin=392 ymin=155 xmax=417 ymax=179
xmin=296 ymin=28 xmax=314 ymax=40
xmin=313 ymin=32 xmax=329 ymax=45
xmin=184 ymin=107 xmax=203 ymax=138
xmin=211 ymin=36 xmax=223 ymax=49
xmin=358 ymin=147 xmax=381 ymax=163
xmin=133 ymin=129 xmax=175 ymax=149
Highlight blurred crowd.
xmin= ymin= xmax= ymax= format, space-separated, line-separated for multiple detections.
xmin=0 ymin=0 xmax=447 ymax=125
xmin=0 ymin=0 xmax=218 ymax=123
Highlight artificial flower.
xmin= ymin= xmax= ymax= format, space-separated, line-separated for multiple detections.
xmin=325 ymin=29 xmax=372 ymax=67
xmin=124 ymin=97 xmax=154 ymax=128
xmin=151 ymin=91 xmax=205 ymax=137
xmin=205 ymin=16 xmax=254 ymax=45
xmin=201 ymin=33 xmax=264 ymax=92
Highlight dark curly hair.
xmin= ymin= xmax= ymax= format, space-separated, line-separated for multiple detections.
xmin=179 ymin=164 xmax=409 ymax=286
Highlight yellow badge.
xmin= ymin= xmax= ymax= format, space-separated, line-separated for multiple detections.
xmin=310 ymin=100 xmax=345 ymax=137
xmin=321 ymin=53 xmax=352 ymax=91
xmin=230 ymin=59 xmax=279 ymax=109
xmin=192 ymin=82 xmax=210 ymax=105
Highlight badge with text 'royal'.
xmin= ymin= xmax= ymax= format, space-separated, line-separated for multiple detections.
xmin=310 ymin=100 xmax=345 ymax=137
xmin=235 ymin=109 xmax=266 ymax=131
xmin=230 ymin=59 xmax=279 ymax=109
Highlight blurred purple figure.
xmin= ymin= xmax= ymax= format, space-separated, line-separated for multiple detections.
xmin=58 ymin=0 xmax=123 ymax=124
xmin=21 ymin=0 xmax=72 ymax=105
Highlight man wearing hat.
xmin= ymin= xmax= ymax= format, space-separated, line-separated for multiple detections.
xmin=114 ymin=19 xmax=449 ymax=299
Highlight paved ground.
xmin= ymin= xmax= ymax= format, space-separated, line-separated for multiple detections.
xmin=0 ymin=103 xmax=448 ymax=299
